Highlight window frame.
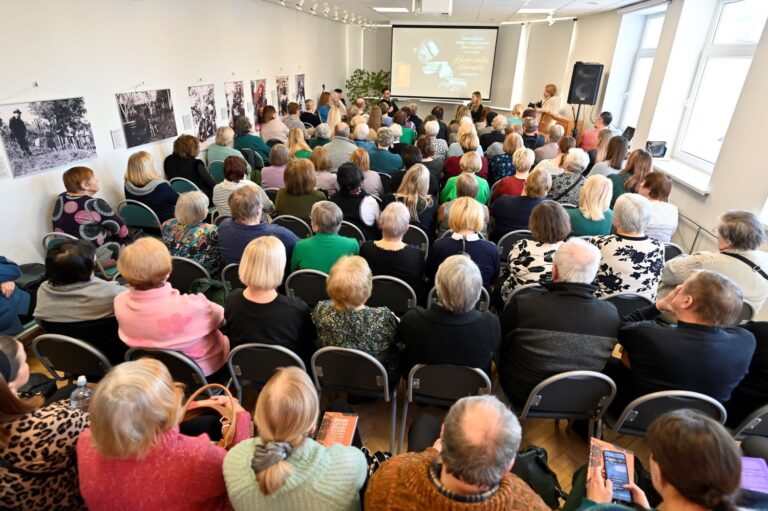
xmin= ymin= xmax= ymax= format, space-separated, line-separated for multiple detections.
xmin=619 ymin=12 xmax=665 ymax=130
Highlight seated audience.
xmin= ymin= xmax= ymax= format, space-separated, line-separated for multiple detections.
xmin=310 ymin=145 xmax=338 ymax=195
xmin=548 ymin=148 xmax=589 ymax=205
xmin=223 ymin=367 xmax=366 ymax=510
xmin=507 ymin=103 xmax=524 ymax=126
xmin=479 ymin=114 xmax=507 ymax=151
xmin=437 ymin=173 xmax=490 ymax=239
xmin=325 ymin=122 xmax=357 ymax=169
xmin=490 ymin=168 xmax=553 ymax=243
xmin=533 ymin=135 xmax=576 ymax=176
xmin=417 ymin=135 xmax=444 ymax=183
xmin=500 ymin=238 xmax=620 ymax=405
xmin=383 ymin=164 xmax=438 ymax=236
xmin=124 ymin=150 xmax=179 ymax=223
xmin=429 ymin=105 xmax=449 ymax=141
xmin=393 ymin=110 xmax=416 ymax=145
xmin=353 ymin=123 xmax=376 ymax=152
xmin=287 ymin=127 xmax=311 ymax=159
xmin=218 ymin=186 xmax=299 ymax=265
xmin=400 ymin=255 xmax=500 ymax=375
xmin=424 ymin=119 xmax=448 ymax=161
xmin=440 ymin=152 xmax=490 ymax=205
xmin=407 ymin=103 xmax=423 ymax=134
xmin=282 ymin=102 xmax=308 ymax=138
xmin=488 ymin=132 xmax=524 ymax=185
xmin=161 ymin=190 xmax=222 ymax=275
xmin=0 ymin=335 xmax=89 ymax=510
xmin=0 ymin=257 xmax=30 ymax=336
xmin=330 ymin=162 xmax=380 ymax=240
xmin=350 ymin=147 xmax=384 ymax=198
xmin=312 ymin=256 xmax=399 ymax=376
xmin=301 ymin=99 xmax=321 ymax=127
xmin=388 ymin=123 xmax=407 ymax=155
xmin=444 ymin=127 xmax=489 ymax=180
xmin=567 ymin=175 xmax=613 ymax=237
xmin=491 ymin=147 xmax=535 ymax=201
xmin=521 ymin=117 xmax=545 ymax=150
xmin=164 ymin=134 xmax=215 ymax=199
xmin=259 ymin=105 xmax=290 ymax=143
xmin=606 ymin=270 xmax=754 ymax=410
xmin=591 ymin=193 xmax=664 ymax=300
xmin=53 ymin=166 xmax=129 ymax=267
xmin=388 ymin=145 xmax=439 ymax=197
xmin=608 ymin=148 xmax=652 ymax=207
xmin=77 ymin=359 xmax=251 ymax=510
xmin=369 ymin=127 xmax=403 ymax=175
xmin=534 ymin=124 xmax=564 ymax=164
xmin=260 ymin=143 xmax=290 ymax=188
xmin=578 ymin=111 xmax=612 ymax=153
xmin=659 ymin=209 xmax=768 ymax=311
xmin=212 ymin=156 xmax=274 ymax=218
xmin=208 ymin=126 xmax=252 ymax=173
xmin=223 ymin=237 xmax=316 ymax=361
xmin=427 ymin=198 xmax=499 ymax=293
xmin=639 ymin=172 xmax=678 ymax=243
xmin=115 ymin=237 xmax=229 ymax=376
xmin=308 ymin=122 xmax=331 ymax=148
xmin=365 ymin=395 xmax=549 ymax=511
xmin=478 ymin=110 xmax=499 ymax=135
xmin=589 ymin=135 xmax=628 ymax=177
xmin=291 ymin=201 xmax=359 ymax=273
xmin=233 ymin=116 xmax=271 ymax=166
xmin=727 ymin=321 xmax=768 ymax=427
xmin=275 ymin=159 xmax=325 ymax=219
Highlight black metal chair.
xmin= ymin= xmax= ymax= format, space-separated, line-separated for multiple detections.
xmin=377 ymin=172 xmax=393 ymax=194
xmin=272 ymin=215 xmax=313 ymax=238
xmin=603 ymin=293 xmax=654 ymax=317
xmin=168 ymin=257 xmax=211 ymax=293
xmin=214 ymin=214 xmax=231 ymax=226
xmin=285 ymin=269 xmax=329 ymax=307
xmin=398 ymin=364 xmax=491 ymax=453
xmin=427 ymin=286 xmax=491 ymax=312
xmin=368 ymin=276 xmax=417 ymax=317
xmin=169 ymin=177 xmax=200 ymax=194
xmin=125 ymin=347 xmax=215 ymax=396
xmin=732 ymin=403 xmax=768 ymax=440
xmin=736 ymin=302 xmax=755 ymax=325
xmin=239 ymin=148 xmax=257 ymax=169
xmin=227 ymin=343 xmax=306 ymax=401
xmin=33 ymin=334 xmax=113 ymax=384
xmin=264 ymin=187 xmax=279 ymax=204
xmin=664 ymin=242 xmax=686 ymax=262
xmin=221 ymin=263 xmax=245 ymax=291
xmin=311 ymin=347 xmax=397 ymax=453
xmin=402 ymin=225 xmax=430 ymax=261
xmin=518 ymin=371 xmax=616 ymax=439
xmin=497 ymin=229 xmax=532 ymax=267
xmin=339 ymin=221 xmax=366 ymax=244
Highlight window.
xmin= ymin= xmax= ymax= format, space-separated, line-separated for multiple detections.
xmin=675 ymin=0 xmax=768 ymax=171
xmin=620 ymin=13 xmax=665 ymax=130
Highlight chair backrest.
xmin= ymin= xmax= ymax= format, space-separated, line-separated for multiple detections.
xmin=561 ymin=203 xmax=578 ymax=209
xmin=489 ymin=179 xmax=501 ymax=197
xmin=603 ymin=293 xmax=653 ymax=317
xmin=497 ymin=230 xmax=532 ymax=264
xmin=736 ymin=302 xmax=754 ymax=325
xmin=338 ymin=221 xmax=366 ymax=244
xmin=41 ymin=231 xmax=78 ymax=252
xmin=520 ymin=371 xmax=616 ymax=421
xmin=214 ymin=214 xmax=230 ymax=226
xmin=125 ymin=347 xmax=210 ymax=395
xmin=285 ymin=269 xmax=329 ymax=307
xmin=402 ymin=225 xmax=430 ymax=260
xmin=239 ymin=148 xmax=256 ymax=169
xmin=227 ymin=343 xmax=306 ymax=401
xmin=271 ymin=215 xmax=313 ymax=238
xmin=169 ymin=177 xmax=200 ymax=194
xmin=732 ymin=403 xmax=768 ymax=439
xmin=33 ymin=334 xmax=113 ymax=382
xmin=368 ymin=276 xmax=417 ymax=316
xmin=610 ymin=391 xmax=727 ymax=436
xmin=377 ymin=172 xmax=392 ymax=194
xmin=221 ymin=263 xmax=245 ymax=291
xmin=406 ymin=364 xmax=491 ymax=407
xmin=505 ymin=283 xmax=545 ymax=306
xmin=252 ymin=151 xmax=265 ymax=169
xmin=311 ymin=347 xmax=392 ymax=401
xmin=117 ymin=200 xmax=162 ymax=231
xmin=208 ymin=160 xmax=226 ymax=184
xmin=264 ymin=187 xmax=279 ymax=203
xmin=168 ymin=257 xmax=211 ymax=293
xmin=427 ymin=286 xmax=490 ymax=312
xmin=664 ymin=242 xmax=686 ymax=262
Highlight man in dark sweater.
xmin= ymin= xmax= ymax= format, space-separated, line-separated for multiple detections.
xmin=499 ymin=238 xmax=620 ymax=406
xmin=607 ymin=270 xmax=756 ymax=412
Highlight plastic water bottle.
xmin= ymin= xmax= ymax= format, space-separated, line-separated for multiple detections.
xmin=69 ymin=375 xmax=93 ymax=411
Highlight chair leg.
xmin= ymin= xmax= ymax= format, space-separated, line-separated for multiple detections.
xmin=390 ymin=388 xmax=398 ymax=455
xmin=398 ymin=397 xmax=410 ymax=454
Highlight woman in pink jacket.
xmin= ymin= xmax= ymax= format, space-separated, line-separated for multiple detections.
xmin=114 ymin=237 xmax=229 ymax=377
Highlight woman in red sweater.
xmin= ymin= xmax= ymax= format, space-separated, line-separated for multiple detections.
xmin=77 ymin=359 xmax=251 ymax=511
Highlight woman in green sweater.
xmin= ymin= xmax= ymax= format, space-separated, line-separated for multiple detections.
xmin=223 ymin=367 xmax=367 ymax=511
xmin=275 ymin=159 xmax=325 ymax=220
xmin=607 ymin=148 xmax=653 ymax=208
xmin=290 ymin=201 xmax=359 ymax=273
xmin=567 ymin=175 xmax=613 ymax=237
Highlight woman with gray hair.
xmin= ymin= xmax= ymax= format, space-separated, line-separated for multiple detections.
xmin=548 ymin=147 xmax=589 ymax=205
xmin=659 ymin=209 xmax=768 ymax=312
xmin=360 ymin=202 xmax=426 ymax=298
xmin=308 ymin=123 xmax=331 ymax=149
xmin=161 ymin=191 xmax=223 ymax=275
xmin=352 ymin=123 xmax=376 ymax=152
xmin=232 ymin=115 xmax=271 ymax=166
xmin=398 ymin=254 xmax=501 ymax=376
xmin=290 ymin=201 xmax=360 ymax=273
xmin=590 ymin=193 xmax=664 ymax=300
xmin=423 ymin=119 xmax=449 ymax=161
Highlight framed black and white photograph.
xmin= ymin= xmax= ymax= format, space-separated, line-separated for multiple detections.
xmin=188 ymin=84 xmax=216 ymax=142
xmin=115 ymin=89 xmax=177 ymax=148
xmin=224 ymin=81 xmax=246 ymax=125
xmin=295 ymin=74 xmax=306 ymax=105
xmin=0 ymin=97 xmax=97 ymax=178
xmin=276 ymin=75 xmax=289 ymax=116
xmin=251 ymin=79 xmax=267 ymax=127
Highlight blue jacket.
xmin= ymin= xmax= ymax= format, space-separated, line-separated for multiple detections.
xmin=217 ymin=219 xmax=300 ymax=265
xmin=0 ymin=257 xmax=30 ymax=335
xmin=368 ymin=148 xmax=403 ymax=175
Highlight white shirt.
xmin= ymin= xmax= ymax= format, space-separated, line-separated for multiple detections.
xmin=213 ymin=180 xmax=274 ymax=217
xmin=588 ymin=161 xmax=620 ymax=177
xmin=534 ymin=155 xmax=565 ymax=176
xmin=540 ymin=95 xmax=562 ymax=115
xmin=646 ymin=201 xmax=679 ymax=244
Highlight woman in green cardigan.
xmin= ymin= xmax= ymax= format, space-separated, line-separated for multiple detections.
xmin=607 ymin=149 xmax=653 ymax=208
xmin=567 ymin=175 xmax=613 ymax=237
xmin=274 ymin=159 xmax=325 ymax=220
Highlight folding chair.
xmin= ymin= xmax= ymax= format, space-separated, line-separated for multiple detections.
xmin=221 ymin=263 xmax=245 ymax=291
xmin=603 ymin=293 xmax=653 ymax=317
xmin=663 ymin=242 xmax=686 ymax=262
xmin=311 ymin=347 xmax=398 ymax=453
xmin=169 ymin=177 xmax=200 ymax=194
xmin=208 ymin=160 xmax=226 ymax=183
xmin=228 ymin=343 xmax=306 ymax=401
xmin=427 ymin=286 xmax=490 ymax=311
xmin=339 ymin=221 xmax=366 ymax=245
xmin=504 ymin=283 xmax=545 ymax=306
xmin=398 ymin=364 xmax=491 ymax=453
xmin=214 ymin=214 xmax=230 ymax=226
xmin=239 ymin=148 xmax=256 ymax=169
xmin=33 ymin=334 xmax=112 ymax=384
xmin=736 ymin=302 xmax=755 ymax=325
xmin=732 ymin=403 xmax=768 ymax=440
xmin=368 ymin=276 xmax=417 ymax=317
xmin=285 ymin=269 xmax=329 ymax=307
xmin=561 ymin=203 xmax=578 ymax=209
xmin=41 ymin=232 xmax=78 ymax=252
xmin=264 ymin=187 xmax=279 ymax=204
xmin=518 ymin=371 xmax=616 ymax=439
xmin=272 ymin=215 xmax=313 ymax=238
xmin=377 ymin=172 xmax=393 ymax=194
xmin=497 ymin=230 xmax=532 ymax=267
xmin=117 ymin=200 xmax=162 ymax=232
xmin=168 ymin=257 xmax=211 ymax=293
xmin=125 ymin=347 xmax=216 ymax=396
xmin=402 ymin=225 xmax=429 ymax=261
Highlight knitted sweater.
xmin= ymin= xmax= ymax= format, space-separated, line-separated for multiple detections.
xmin=223 ymin=437 xmax=367 ymax=511
xmin=365 ymin=448 xmax=550 ymax=511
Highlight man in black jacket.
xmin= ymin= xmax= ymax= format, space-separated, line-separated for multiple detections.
xmin=9 ymin=109 xmax=32 ymax=156
xmin=500 ymin=238 xmax=620 ymax=407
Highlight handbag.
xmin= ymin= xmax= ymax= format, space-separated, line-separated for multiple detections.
xmin=722 ymin=252 xmax=768 ymax=281
xmin=181 ymin=384 xmax=244 ymax=449
xmin=190 ymin=278 xmax=230 ymax=306
xmin=511 ymin=445 xmax=567 ymax=509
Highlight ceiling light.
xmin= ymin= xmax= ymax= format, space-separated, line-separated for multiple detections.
xmin=517 ymin=8 xmax=553 ymax=14
xmin=350 ymin=14 xmax=356 ymax=23
xmin=278 ymin=0 xmax=286 ymax=5
xmin=309 ymin=3 xmax=317 ymax=13
xmin=295 ymin=0 xmax=305 ymax=10
xmin=372 ymin=6 xmax=409 ymax=13
xmin=342 ymin=10 xmax=349 ymax=22
xmin=333 ymin=6 xmax=339 ymax=20
xmin=322 ymin=2 xmax=329 ymax=15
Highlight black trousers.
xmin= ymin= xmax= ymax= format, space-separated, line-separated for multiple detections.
xmin=407 ymin=413 xmax=442 ymax=452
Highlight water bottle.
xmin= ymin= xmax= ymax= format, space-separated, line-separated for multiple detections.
xmin=69 ymin=375 xmax=93 ymax=411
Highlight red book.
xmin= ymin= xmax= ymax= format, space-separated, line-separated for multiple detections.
xmin=316 ymin=412 xmax=358 ymax=447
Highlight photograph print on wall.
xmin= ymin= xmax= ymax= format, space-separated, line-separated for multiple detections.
xmin=276 ymin=75 xmax=289 ymax=116
xmin=224 ymin=81 xmax=246 ymax=125
xmin=0 ymin=97 xmax=97 ymax=178
xmin=116 ymin=89 xmax=177 ymax=149
xmin=251 ymin=79 xmax=267 ymax=127
xmin=295 ymin=74 xmax=306 ymax=105
xmin=188 ymin=84 xmax=216 ymax=142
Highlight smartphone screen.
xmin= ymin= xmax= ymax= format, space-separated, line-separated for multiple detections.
xmin=603 ymin=450 xmax=633 ymax=503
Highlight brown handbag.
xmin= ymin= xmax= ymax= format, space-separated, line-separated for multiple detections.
xmin=181 ymin=384 xmax=246 ymax=449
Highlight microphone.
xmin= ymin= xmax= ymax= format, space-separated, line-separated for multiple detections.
xmin=322 ymin=84 xmax=326 ymax=91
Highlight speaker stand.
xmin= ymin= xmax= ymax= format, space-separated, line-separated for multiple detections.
xmin=572 ymin=103 xmax=583 ymax=140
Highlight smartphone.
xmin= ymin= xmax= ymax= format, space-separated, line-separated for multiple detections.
xmin=603 ymin=450 xmax=633 ymax=503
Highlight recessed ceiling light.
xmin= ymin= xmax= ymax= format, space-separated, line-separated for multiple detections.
xmin=372 ymin=6 xmax=410 ymax=13
xmin=517 ymin=8 xmax=553 ymax=14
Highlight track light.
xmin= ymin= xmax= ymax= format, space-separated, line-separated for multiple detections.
xmin=342 ymin=10 xmax=349 ymax=23
xmin=350 ymin=14 xmax=356 ymax=23
xmin=546 ymin=14 xmax=554 ymax=25
xmin=333 ymin=6 xmax=339 ymax=20
xmin=278 ymin=0 xmax=285 ymax=5
xmin=322 ymin=2 xmax=329 ymax=15
xmin=309 ymin=2 xmax=317 ymax=14
xmin=296 ymin=0 xmax=304 ymax=10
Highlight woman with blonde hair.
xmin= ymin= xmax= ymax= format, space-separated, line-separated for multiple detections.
xmin=443 ymin=126 xmax=489 ymax=180
xmin=310 ymin=145 xmax=338 ymax=195
xmin=161 ymin=191 xmax=223 ymax=275
xmin=567 ymin=175 xmax=614 ymax=236
xmin=259 ymin=105 xmax=290 ymax=143
xmin=490 ymin=168 xmax=552 ymax=243
xmin=440 ymin=152 xmax=490 ymax=205
xmin=538 ymin=83 xmax=561 ymax=115
xmin=77 ymin=358 xmax=251 ymax=510
xmin=275 ymin=159 xmax=325 ymax=219
xmin=124 ymin=150 xmax=179 ymax=222
xmin=509 ymin=103 xmax=525 ymax=125
xmin=287 ymin=127 xmax=312 ymax=159
xmin=350 ymin=147 xmax=384 ymax=198
xmin=223 ymin=367 xmax=366 ymax=510
xmin=384 ymin=164 xmax=438 ymax=235
xmin=208 ymin=126 xmax=252 ymax=173
xmin=609 ymin=148 xmax=653 ymax=207
xmin=488 ymin=132 xmax=524 ymax=184
xmin=325 ymin=106 xmax=342 ymax=134
xmin=437 ymin=173 xmax=490 ymax=239
xmin=447 ymin=121 xmax=483 ymax=157
xmin=491 ymin=147 xmax=535 ymax=201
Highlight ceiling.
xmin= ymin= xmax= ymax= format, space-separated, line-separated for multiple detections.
xmin=267 ymin=0 xmax=643 ymax=26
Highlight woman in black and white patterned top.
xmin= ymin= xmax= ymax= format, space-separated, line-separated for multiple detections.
xmin=590 ymin=193 xmax=664 ymax=301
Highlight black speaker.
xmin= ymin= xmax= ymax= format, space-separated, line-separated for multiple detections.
xmin=567 ymin=62 xmax=604 ymax=105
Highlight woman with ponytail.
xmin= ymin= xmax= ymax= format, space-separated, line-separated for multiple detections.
xmin=0 ymin=335 xmax=89 ymax=510
xmin=224 ymin=366 xmax=367 ymax=510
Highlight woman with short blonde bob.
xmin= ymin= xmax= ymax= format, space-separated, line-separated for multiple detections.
xmin=223 ymin=367 xmax=367 ymax=510
xmin=311 ymin=145 xmax=338 ymax=195
xmin=384 ymin=164 xmax=438 ymax=235
xmin=440 ymin=152 xmax=491 ymax=205
xmin=161 ymin=191 xmax=223 ymax=275
xmin=444 ymin=125 xmax=488 ymax=180
xmin=488 ymin=132 xmax=524 ymax=184
xmin=124 ymin=150 xmax=179 ymax=222
xmin=77 ymin=358 xmax=251 ymax=510
xmin=312 ymin=256 xmax=399 ymax=376
xmin=489 ymin=168 xmax=552 ymax=242
xmin=491 ymin=147 xmax=535 ymax=201
xmin=437 ymin=173 xmax=490 ymax=238
xmin=568 ymin=175 xmax=614 ymax=236
xmin=350 ymin=147 xmax=384 ymax=198
xmin=275 ymin=159 xmax=325 ymax=219
xmin=287 ymin=128 xmax=312 ymax=159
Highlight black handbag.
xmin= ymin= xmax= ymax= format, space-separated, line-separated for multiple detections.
xmin=511 ymin=445 xmax=567 ymax=509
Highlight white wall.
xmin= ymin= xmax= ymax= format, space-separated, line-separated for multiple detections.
xmin=521 ymin=21 xmax=576 ymax=110
xmin=0 ymin=0 xmax=356 ymax=263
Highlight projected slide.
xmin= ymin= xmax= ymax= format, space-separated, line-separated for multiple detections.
xmin=390 ymin=26 xmax=498 ymax=100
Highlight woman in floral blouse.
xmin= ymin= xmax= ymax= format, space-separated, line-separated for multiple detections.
xmin=161 ymin=191 xmax=222 ymax=276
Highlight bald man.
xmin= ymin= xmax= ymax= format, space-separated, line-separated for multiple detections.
xmin=324 ymin=122 xmax=357 ymax=169
xmin=365 ymin=395 xmax=548 ymax=510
